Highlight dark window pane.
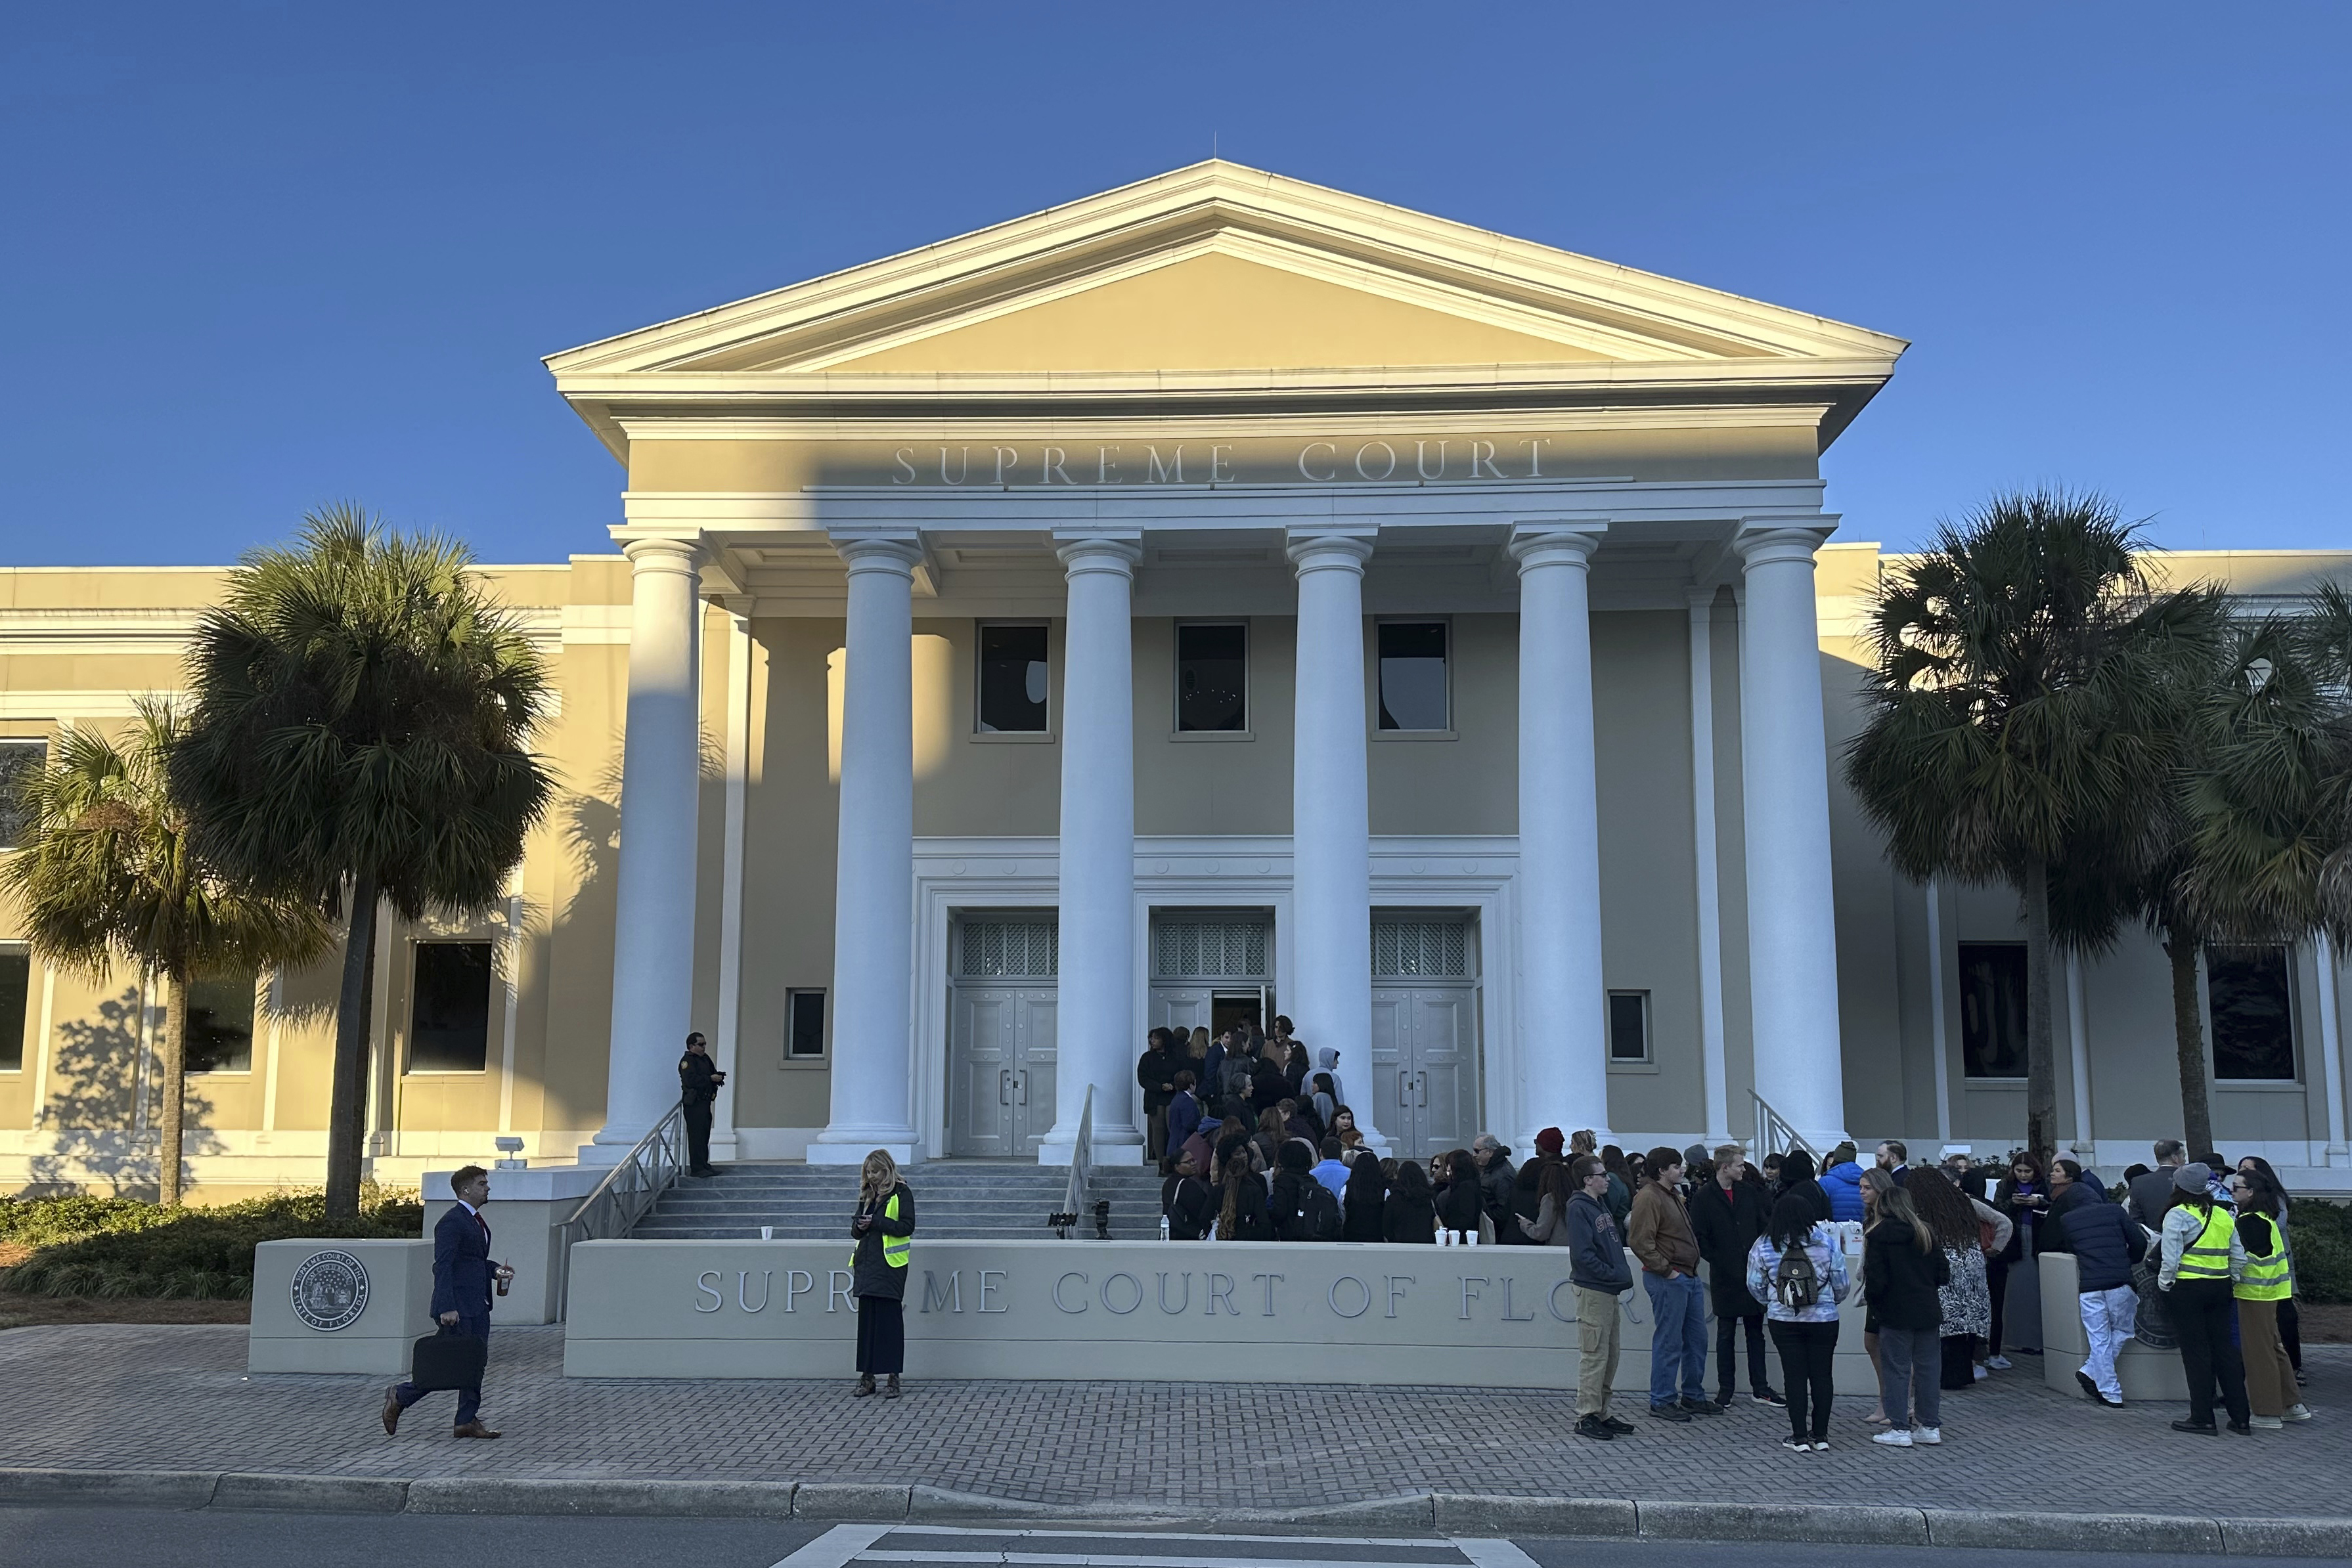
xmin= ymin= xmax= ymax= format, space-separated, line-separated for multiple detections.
xmin=1958 ymin=943 xmax=2028 ymax=1078
xmin=788 ymin=990 xmax=827 ymax=1058
xmin=0 ymin=951 xmax=28 ymax=1072
xmin=186 ymin=973 xmax=256 ymax=1074
xmin=0 ymin=741 xmax=48 ymax=850
xmin=1608 ymin=991 xmax=1649 ymax=1061
xmin=1377 ymin=622 xmax=1448 ymax=731
xmin=409 ymin=943 xmax=493 ymax=1072
xmin=1176 ymin=623 xmax=1248 ymax=732
xmin=2209 ymin=945 xmax=2295 ymax=1081
xmin=977 ymin=624 xmax=1050 ymax=733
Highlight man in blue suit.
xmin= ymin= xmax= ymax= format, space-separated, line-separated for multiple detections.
xmin=382 ymin=1164 xmax=512 ymax=1439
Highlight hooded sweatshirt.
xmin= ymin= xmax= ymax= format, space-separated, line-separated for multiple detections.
xmin=1314 ymin=1047 xmax=1346 ymax=1112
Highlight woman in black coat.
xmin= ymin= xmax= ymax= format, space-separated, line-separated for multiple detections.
xmin=1216 ymin=1150 xmax=1274 ymax=1241
xmin=1384 ymin=1159 xmax=1438 ymax=1244
xmin=1863 ymin=1186 xmax=1951 ymax=1439
xmin=1434 ymin=1149 xmax=1484 ymax=1239
xmin=1342 ymin=1150 xmax=1389 ymax=1242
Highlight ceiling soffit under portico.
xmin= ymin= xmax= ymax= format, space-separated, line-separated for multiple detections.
xmin=546 ymin=161 xmax=1905 ymax=459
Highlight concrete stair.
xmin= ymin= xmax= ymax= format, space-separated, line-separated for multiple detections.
xmin=629 ymin=1159 xmax=1170 ymax=1242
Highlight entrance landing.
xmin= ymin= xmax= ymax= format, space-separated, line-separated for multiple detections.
xmin=631 ymin=1160 xmax=1166 ymax=1242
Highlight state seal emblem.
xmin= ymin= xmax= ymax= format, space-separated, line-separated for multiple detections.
xmin=289 ymin=1248 xmax=370 ymax=1331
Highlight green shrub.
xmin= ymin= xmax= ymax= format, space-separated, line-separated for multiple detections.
xmin=0 ymin=1189 xmax=422 ymax=1300
xmin=2294 ymin=1198 xmax=2352 ymax=1304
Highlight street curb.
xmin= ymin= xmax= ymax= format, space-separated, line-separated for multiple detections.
xmin=405 ymin=1477 xmax=798 ymax=1517
xmin=1637 ymin=1500 xmax=1928 ymax=1546
xmin=213 ymin=1473 xmax=409 ymax=1514
xmin=4 ymin=1467 xmax=2352 ymax=1555
xmin=1923 ymin=1508 xmax=2223 ymax=1554
xmin=1437 ymin=1495 xmax=1637 ymax=1537
xmin=0 ymin=1469 xmax=220 ymax=1510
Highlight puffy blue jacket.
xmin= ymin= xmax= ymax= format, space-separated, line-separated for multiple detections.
xmin=2040 ymin=1184 xmax=2146 ymax=1293
xmin=1819 ymin=1162 xmax=1867 ymax=1223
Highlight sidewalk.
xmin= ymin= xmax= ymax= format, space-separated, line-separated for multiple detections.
xmin=1 ymin=1324 xmax=2344 ymax=1518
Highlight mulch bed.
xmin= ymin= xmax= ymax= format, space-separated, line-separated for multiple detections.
xmin=0 ymin=1291 xmax=250 ymax=1330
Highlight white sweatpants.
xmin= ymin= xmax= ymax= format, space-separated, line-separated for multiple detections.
xmin=2079 ymin=1284 xmax=2138 ymax=1402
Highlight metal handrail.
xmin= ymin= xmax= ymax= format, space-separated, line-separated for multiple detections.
xmin=552 ymin=1101 xmax=688 ymax=1319
xmin=1751 ymin=1091 xmax=1817 ymax=1162
xmin=1058 ymin=1083 xmax=1094 ymax=1236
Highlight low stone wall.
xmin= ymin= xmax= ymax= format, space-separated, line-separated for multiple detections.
xmin=565 ymin=1237 xmax=1882 ymax=1391
xmin=248 ymin=1239 xmax=435 ymax=1374
xmin=2039 ymin=1250 xmax=2191 ymax=1400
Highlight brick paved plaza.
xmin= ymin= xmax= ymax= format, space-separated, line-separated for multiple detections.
xmin=1 ymin=1324 xmax=2344 ymax=1517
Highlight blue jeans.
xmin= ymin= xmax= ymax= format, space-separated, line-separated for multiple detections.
xmin=1644 ymin=1271 xmax=1708 ymax=1408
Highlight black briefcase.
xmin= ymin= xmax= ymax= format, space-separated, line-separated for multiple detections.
xmin=408 ymin=1324 xmax=488 ymax=1391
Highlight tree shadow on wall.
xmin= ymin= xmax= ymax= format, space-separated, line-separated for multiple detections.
xmin=28 ymin=986 xmax=221 ymax=1198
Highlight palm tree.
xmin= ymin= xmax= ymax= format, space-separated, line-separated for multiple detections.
xmin=169 ymin=508 xmax=552 ymax=1220
xmin=2158 ymin=599 xmax=2352 ymax=1150
xmin=1 ymin=701 xmax=328 ymax=1204
xmin=1844 ymin=489 xmax=2223 ymax=1160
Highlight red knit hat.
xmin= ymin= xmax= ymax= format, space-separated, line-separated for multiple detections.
xmin=1535 ymin=1127 xmax=1565 ymax=1155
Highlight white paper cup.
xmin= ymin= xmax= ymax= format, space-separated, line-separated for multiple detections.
xmin=760 ymin=1225 xmax=774 ymax=1240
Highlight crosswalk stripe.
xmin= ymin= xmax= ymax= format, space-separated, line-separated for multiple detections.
xmin=857 ymin=1552 xmax=1460 ymax=1568
xmin=881 ymin=1529 xmax=1455 ymax=1550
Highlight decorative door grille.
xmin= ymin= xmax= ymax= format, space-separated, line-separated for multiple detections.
xmin=1371 ymin=921 xmax=1468 ymax=978
xmin=958 ymin=920 xmax=1059 ymax=978
xmin=1152 ymin=920 xmax=1269 ymax=980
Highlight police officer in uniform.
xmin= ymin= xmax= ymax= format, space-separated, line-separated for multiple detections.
xmin=678 ymin=1032 xmax=724 ymax=1177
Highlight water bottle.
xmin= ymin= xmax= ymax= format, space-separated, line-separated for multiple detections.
xmin=1159 ymin=1215 xmax=1170 ymax=1242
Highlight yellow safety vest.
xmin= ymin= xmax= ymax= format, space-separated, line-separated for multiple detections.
xmin=851 ymin=1190 xmax=910 ymax=1271
xmin=2175 ymin=1204 xmax=2236 ymax=1282
xmin=2236 ymin=1215 xmax=2290 ymax=1301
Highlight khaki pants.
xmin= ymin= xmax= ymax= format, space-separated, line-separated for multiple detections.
xmin=2240 ymin=1297 xmax=2297 ymax=1418
xmin=1575 ymin=1284 xmax=1621 ymax=1418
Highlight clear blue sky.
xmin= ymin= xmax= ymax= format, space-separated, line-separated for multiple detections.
xmin=4 ymin=4 xmax=2344 ymax=567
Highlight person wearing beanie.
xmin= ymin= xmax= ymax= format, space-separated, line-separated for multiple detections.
xmin=2159 ymin=1162 xmax=2251 ymax=1435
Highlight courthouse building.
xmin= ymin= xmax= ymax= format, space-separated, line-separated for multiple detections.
xmin=3 ymin=163 xmax=2348 ymax=1195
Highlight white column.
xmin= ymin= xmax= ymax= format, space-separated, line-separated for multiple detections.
xmin=1926 ymin=879 xmax=1953 ymax=1148
xmin=1733 ymin=521 xmax=1849 ymax=1150
xmin=1510 ymin=525 xmax=1610 ymax=1150
xmin=2066 ymin=951 xmax=2093 ymax=1155
xmin=1287 ymin=530 xmax=1385 ymax=1152
xmin=1686 ymin=586 xmax=1731 ymax=1145
xmin=810 ymin=535 xmax=924 ymax=1165
xmin=709 ymin=608 xmax=755 ymax=1164
xmin=2317 ymin=933 xmax=2348 ymax=1167
xmin=1042 ymin=534 xmax=1144 ymax=1165
xmin=587 ymin=536 xmax=705 ymax=1160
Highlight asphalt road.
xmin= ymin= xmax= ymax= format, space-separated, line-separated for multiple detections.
xmin=0 ymin=1511 xmax=2326 ymax=1568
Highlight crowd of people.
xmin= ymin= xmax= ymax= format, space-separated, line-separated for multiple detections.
xmin=1142 ymin=1023 xmax=2320 ymax=1450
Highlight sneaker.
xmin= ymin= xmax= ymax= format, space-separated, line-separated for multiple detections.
xmin=1972 ymin=1364 xmax=1989 ymax=1382
xmin=1752 ymin=1388 xmax=1788 ymax=1407
xmin=1913 ymin=1426 xmax=1942 ymax=1445
xmin=2284 ymin=1405 xmax=2314 ymax=1423
xmin=1681 ymin=1397 xmax=1723 ymax=1416
xmin=1985 ymin=1355 xmax=2013 ymax=1370
xmin=2075 ymin=1370 xmax=2099 ymax=1399
xmin=1871 ymin=1428 xmax=1914 ymax=1447
xmin=2250 ymin=1416 xmax=2284 ymax=1430
xmin=1650 ymin=1403 xmax=1693 ymax=1424
xmin=1781 ymin=1437 xmax=1811 ymax=1452
xmin=1601 ymin=1415 xmax=1636 ymax=1435
xmin=1576 ymin=1414 xmax=1616 ymax=1441
xmin=2171 ymin=1419 xmax=2219 ymax=1436
xmin=2097 ymin=1392 xmax=2125 ymax=1408
xmin=1808 ymin=1438 xmax=1831 ymax=1451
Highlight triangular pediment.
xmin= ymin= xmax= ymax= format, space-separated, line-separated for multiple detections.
xmin=546 ymin=162 xmax=1906 ymax=382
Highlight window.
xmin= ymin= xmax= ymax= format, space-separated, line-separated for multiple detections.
xmin=0 ymin=948 xmax=28 ymax=1072
xmin=187 ymin=972 xmax=257 ymax=1074
xmin=786 ymin=989 xmax=828 ymax=1061
xmin=0 ymin=740 xmax=48 ymax=849
xmin=1957 ymin=943 xmax=2028 ymax=1078
xmin=976 ymin=623 xmax=1050 ymax=733
xmin=1175 ymin=622 xmax=1247 ymax=733
xmin=958 ymin=919 xmax=1059 ymax=978
xmin=1377 ymin=621 xmax=1449 ymax=731
xmin=409 ymin=942 xmax=493 ymax=1073
xmin=1371 ymin=921 xmax=1469 ymax=978
xmin=1607 ymin=991 xmax=1651 ymax=1063
xmin=2209 ymin=945 xmax=2296 ymax=1081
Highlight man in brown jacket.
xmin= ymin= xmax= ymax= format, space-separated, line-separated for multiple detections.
xmin=1628 ymin=1147 xmax=1718 ymax=1422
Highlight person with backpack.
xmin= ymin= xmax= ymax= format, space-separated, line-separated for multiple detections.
xmin=1746 ymin=1191 xmax=1852 ymax=1450
xmin=1161 ymin=1148 xmax=1214 ymax=1240
xmin=1215 ymin=1148 xmax=1275 ymax=1242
